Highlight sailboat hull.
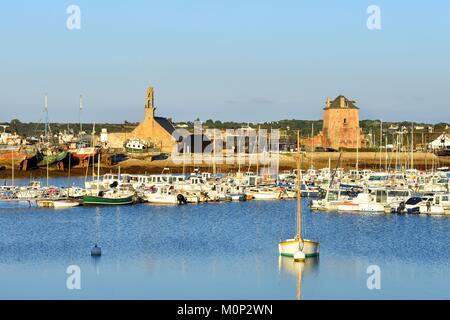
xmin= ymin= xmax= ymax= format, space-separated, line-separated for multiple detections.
xmin=278 ymin=239 xmax=320 ymax=258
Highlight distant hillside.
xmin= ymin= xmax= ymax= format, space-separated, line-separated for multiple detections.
xmin=1 ymin=119 xmax=139 ymax=138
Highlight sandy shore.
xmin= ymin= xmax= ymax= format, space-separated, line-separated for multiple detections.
xmin=0 ymin=152 xmax=449 ymax=179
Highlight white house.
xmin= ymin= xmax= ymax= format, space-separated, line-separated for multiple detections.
xmin=428 ymin=134 xmax=450 ymax=150
xmin=100 ymin=128 xmax=108 ymax=144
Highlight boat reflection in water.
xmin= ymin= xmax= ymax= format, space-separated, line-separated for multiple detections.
xmin=278 ymin=256 xmax=319 ymax=300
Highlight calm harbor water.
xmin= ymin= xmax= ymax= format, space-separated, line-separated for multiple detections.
xmin=1 ymin=177 xmax=450 ymax=299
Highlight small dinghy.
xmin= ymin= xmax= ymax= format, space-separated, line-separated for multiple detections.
xmin=37 ymin=200 xmax=80 ymax=209
xmin=227 ymin=194 xmax=246 ymax=202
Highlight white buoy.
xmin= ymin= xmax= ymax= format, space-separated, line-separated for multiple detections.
xmin=294 ymin=250 xmax=306 ymax=262
xmin=91 ymin=244 xmax=102 ymax=256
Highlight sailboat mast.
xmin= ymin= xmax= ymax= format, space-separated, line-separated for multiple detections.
xmin=268 ymin=128 xmax=271 ymax=176
xmin=92 ymin=123 xmax=96 ymax=183
xmin=213 ymin=130 xmax=216 ymax=176
xmin=356 ymin=129 xmax=359 ymax=172
xmin=310 ymin=123 xmax=314 ymax=169
xmin=238 ymin=128 xmax=242 ymax=174
xmin=297 ymin=131 xmax=302 ymax=240
xmin=411 ymin=122 xmax=414 ymax=170
xmin=11 ymin=149 xmax=14 ymax=187
xmin=67 ymin=153 xmax=71 ymax=199
xmin=79 ymin=95 xmax=83 ymax=134
xmin=379 ymin=120 xmax=383 ymax=171
xmin=385 ymin=135 xmax=388 ymax=171
xmin=182 ymin=143 xmax=186 ymax=176
xmin=44 ymin=95 xmax=48 ymax=138
xmin=97 ymin=152 xmax=101 ymax=195
xmin=256 ymin=126 xmax=260 ymax=185
xmin=45 ymin=95 xmax=49 ymax=187
xmin=276 ymin=129 xmax=280 ymax=185
xmin=395 ymin=133 xmax=398 ymax=171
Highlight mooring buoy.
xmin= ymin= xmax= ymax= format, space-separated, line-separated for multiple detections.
xmin=91 ymin=244 xmax=102 ymax=256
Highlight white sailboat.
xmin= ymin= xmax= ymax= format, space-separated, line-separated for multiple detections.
xmin=279 ymin=132 xmax=320 ymax=260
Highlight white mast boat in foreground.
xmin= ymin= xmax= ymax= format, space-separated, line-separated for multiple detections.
xmin=278 ymin=132 xmax=320 ymax=260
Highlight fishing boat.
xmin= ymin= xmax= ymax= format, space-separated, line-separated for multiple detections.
xmin=279 ymin=132 xmax=320 ymax=260
xmin=124 ymin=138 xmax=161 ymax=159
xmin=19 ymin=152 xmax=43 ymax=171
xmin=0 ymin=149 xmax=27 ymax=162
xmin=84 ymin=183 xmax=136 ymax=205
xmin=83 ymin=152 xmax=135 ymax=205
xmin=71 ymin=147 xmax=98 ymax=164
xmin=83 ymin=191 xmax=135 ymax=206
xmin=37 ymin=150 xmax=68 ymax=167
xmin=125 ymin=138 xmax=149 ymax=153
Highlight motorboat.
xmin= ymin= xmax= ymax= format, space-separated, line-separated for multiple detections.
xmin=144 ymin=185 xmax=186 ymax=205
xmin=311 ymin=188 xmax=352 ymax=211
xmin=337 ymin=193 xmax=385 ymax=213
xmin=247 ymin=187 xmax=287 ymax=200
xmin=419 ymin=195 xmax=446 ymax=215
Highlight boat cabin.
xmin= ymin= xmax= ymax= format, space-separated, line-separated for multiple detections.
xmin=372 ymin=188 xmax=411 ymax=204
xmin=365 ymin=173 xmax=389 ymax=186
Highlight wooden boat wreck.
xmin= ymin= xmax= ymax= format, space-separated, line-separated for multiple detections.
xmin=37 ymin=150 xmax=69 ymax=167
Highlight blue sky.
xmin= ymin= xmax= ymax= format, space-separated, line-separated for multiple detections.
xmin=0 ymin=1 xmax=449 ymax=123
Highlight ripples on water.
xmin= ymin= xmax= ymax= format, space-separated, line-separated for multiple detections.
xmin=0 ymin=178 xmax=449 ymax=299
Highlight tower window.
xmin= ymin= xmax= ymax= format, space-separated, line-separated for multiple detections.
xmin=343 ymin=118 xmax=347 ymax=124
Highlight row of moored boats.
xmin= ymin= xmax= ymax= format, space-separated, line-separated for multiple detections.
xmin=1 ymin=167 xmax=450 ymax=215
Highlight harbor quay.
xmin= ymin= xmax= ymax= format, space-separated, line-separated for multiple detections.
xmin=0 ymin=151 xmax=448 ymax=180
xmin=0 ymin=152 xmax=450 ymax=179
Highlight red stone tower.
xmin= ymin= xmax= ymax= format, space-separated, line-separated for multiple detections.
xmin=305 ymin=96 xmax=366 ymax=150
xmin=321 ymin=95 xmax=365 ymax=149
